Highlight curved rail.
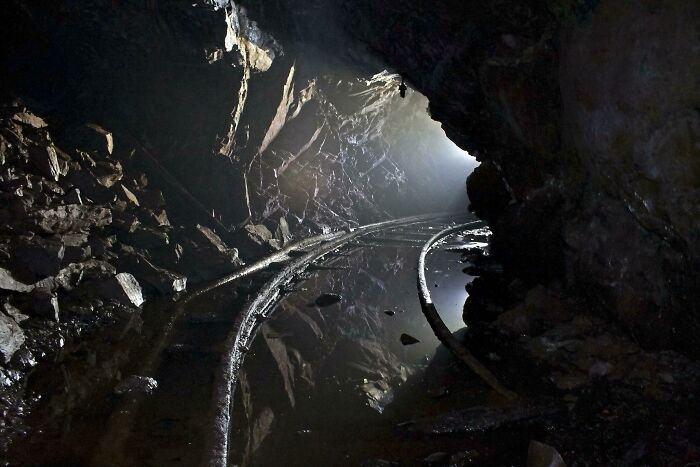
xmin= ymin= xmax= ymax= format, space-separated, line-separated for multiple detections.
xmin=417 ymin=222 xmax=518 ymax=400
xmin=204 ymin=213 xmax=467 ymax=466
xmin=93 ymin=231 xmax=350 ymax=464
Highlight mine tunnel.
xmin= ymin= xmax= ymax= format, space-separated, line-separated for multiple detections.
xmin=0 ymin=1 xmax=699 ymax=465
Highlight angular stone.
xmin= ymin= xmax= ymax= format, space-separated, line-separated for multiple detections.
xmin=66 ymin=168 xmax=116 ymax=204
xmin=137 ymin=188 xmax=166 ymax=209
xmin=99 ymin=272 xmax=144 ymax=307
xmin=14 ymin=237 xmax=65 ymax=278
xmin=139 ymin=208 xmax=170 ymax=228
xmin=28 ymin=145 xmax=62 ymax=181
xmin=62 ymin=232 xmax=91 ymax=264
xmin=69 ymin=123 xmax=114 ymax=157
xmin=244 ymin=223 xmax=274 ymax=246
xmin=275 ymin=216 xmax=292 ymax=245
xmin=25 ymin=288 xmax=60 ymax=322
xmin=119 ymin=249 xmax=186 ymax=295
xmin=120 ymin=226 xmax=169 ymax=250
xmin=119 ymin=184 xmax=139 ymax=206
xmin=93 ymin=160 xmax=123 ymax=188
xmin=195 ymin=224 xmax=231 ymax=254
xmin=0 ymin=267 xmax=34 ymax=293
xmin=64 ymin=187 xmax=83 ymax=205
xmin=25 ymin=205 xmax=112 ymax=234
xmin=2 ymin=302 xmax=29 ymax=324
xmin=114 ymin=375 xmax=157 ymax=395
xmin=0 ymin=312 xmax=25 ymax=364
xmin=12 ymin=111 xmax=47 ymax=129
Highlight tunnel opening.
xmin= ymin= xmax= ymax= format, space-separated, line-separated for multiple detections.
xmin=0 ymin=0 xmax=699 ymax=465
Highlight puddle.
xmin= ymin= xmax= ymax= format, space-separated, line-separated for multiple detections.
xmin=231 ymin=224 xmax=490 ymax=466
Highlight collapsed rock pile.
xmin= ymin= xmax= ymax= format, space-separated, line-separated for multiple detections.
xmin=0 ymin=103 xmax=251 ymax=386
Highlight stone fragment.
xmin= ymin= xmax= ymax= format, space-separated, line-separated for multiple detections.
xmin=64 ymin=187 xmax=83 ymax=205
xmin=244 ymin=223 xmax=274 ymax=246
xmin=423 ymin=452 xmax=449 ymax=466
xmin=400 ymin=333 xmax=420 ymax=345
xmin=0 ymin=267 xmax=34 ymax=293
xmin=196 ymin=224 xmax=230 ymax=253
xmin=527 ymin=441 xmax=566 ymax=467
xmin=0 ymin=312 xmax=25 ymax=363
xmin=275 ymin=216 xmax=292 ymax=245
xmin=114 ymin=375 xmax=157 ymax=395
xmin=99 ymin=272 xmax=144 ymax=307
xmin=12 ymin=111 xmax=47 ymax=129
xmin=66 ymin=168 xmax=116 ymax=204
xmin=120 ymin=226 xmax=169 ymax=249
xmin=137 ymin=188 xmax=165 ymax=209
xmin=93 ymin=160 xmax=123 ymax=188
xmin=62 ymin=232 xmax=91 ymax=264
xmin=2 ymin=302 xmax=29 ymax=324
xmin=24 ymin=205 xmax=112 ymax=234
xmin=14 ymin=237 xmax=65 ymax=278
xmin=28 ymin=145 xmax=62 ymax=181
xmin=314 ymin=293 xmax=342 ymax=307
xmin=118 ymin=249 xmax=186 ymax=294
xmin=119 ymin=184 xmax=139 ymax=206
xmin=69 ymin=123 xmax=114 ymax=156
xmin=25 ymin=289 xmax=60 ymax=322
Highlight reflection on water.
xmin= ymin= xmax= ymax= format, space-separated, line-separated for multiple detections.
xmin=231 ymin=225 xmax=491 ymax=466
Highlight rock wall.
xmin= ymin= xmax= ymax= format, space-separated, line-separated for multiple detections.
xmin=336 ymin=0 xmax=700 ymax=353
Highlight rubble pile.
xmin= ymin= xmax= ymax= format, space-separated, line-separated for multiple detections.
xmin=0 ymin=103 xmax=251 ymax=390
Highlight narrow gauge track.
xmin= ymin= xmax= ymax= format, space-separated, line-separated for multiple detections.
xmin=90 ymin=213 xmax=475 ymax=466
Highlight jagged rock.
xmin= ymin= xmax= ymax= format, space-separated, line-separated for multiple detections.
xmin=67 ymin=123 xmax=114 ymax=157
xmin=63 ymin=187 xmax=83 ymax=205
xmin=67 ymin=168 xmax=116 ymax=204
xmin=400 ymin=333 xmax=420 ymax=345
xmin=527 ymin=441 xmax=566 ymax=467
xmin=119 ymin=184 xmax=139 ymax=206
xmin=120 ymin=225 xmax=169 ymax=250
xmin=195 ymin=224 xmax=230 ymax=254
xmin=0 ymin=312 xmax=25 ymax=364
xmin=92 ymin=160 xmax=123 ymax=188
xmin=13 ymin=236 xmax=65 ymax=279
xmin=136 ymin=188 xmax=165 ymax=209
xmin=23 ymin=288 xmax=60 ymax=322
xmin=139 ymin=208 xmax=170 ymax=228
xmin=88 ymin=235 xmax=116 ymax=258
xmin=118 ymin=248 xmax=186 ymax=295
xmin=2 ymin=302 xmax=29 ymax=324
xmin=98 ymin=272 xmax=144 ymax=307
xmin=275 ymin=216 xmax=291 ymax=245
xmin=0 ymin=267 xmax=33 ymax=293
xmin=62 ymin=232 xmax=91 ymax=264
xmin=27 ymin=145 xmax=62 ymax=181
xmin=12 ymin=111 xmax=47 ymax=129
xmin=175 ymin=224 xmax=242 ymax=281
xmin=244 ymin=223 xmax=274 ymax=246
xmin=114 ymin=375 xmax=157 ymax=396
xmin=22 ymin=205 xmax=112 ymax=234
xmin=112 ymin=210 xmax=140 ymax=234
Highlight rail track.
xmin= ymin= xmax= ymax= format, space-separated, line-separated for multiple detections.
xmin=89 ymin=213 xmax=474 ymax=466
